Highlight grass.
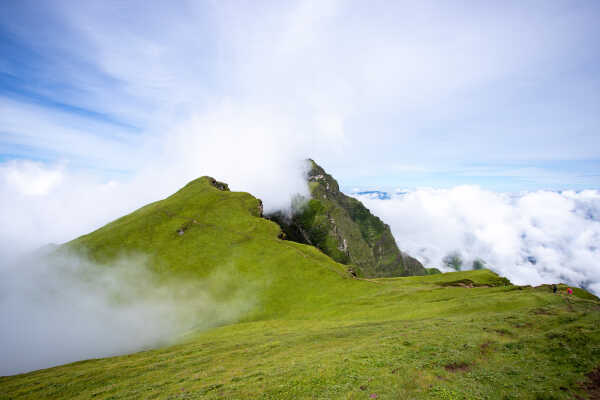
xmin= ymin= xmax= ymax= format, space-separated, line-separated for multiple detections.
xmin=1 ymin=177 xmax=599 ymax=399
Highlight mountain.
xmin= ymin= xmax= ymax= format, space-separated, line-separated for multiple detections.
xmin=2 ymin=175 xmax=600 ymax=399
xmin=267 ymin=160 xmax=425 ymax=277
xmin=66 ymin=175 xmax=355 ymax=320
xmin=353 ymin=190 xmax=391 ymax=200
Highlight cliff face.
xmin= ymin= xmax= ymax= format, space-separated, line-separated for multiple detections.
xmin=268 ymin=160 xmax=426 ymax=277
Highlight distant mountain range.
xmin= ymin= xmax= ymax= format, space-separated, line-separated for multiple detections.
xmin=352 ymin=190 xmax=391 ymax=200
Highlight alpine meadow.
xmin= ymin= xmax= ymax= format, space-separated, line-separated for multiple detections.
xmin=2 ymin=167 xmax=600 ymax=399
xmin=2 ymin=1 xmax=600 ymax=399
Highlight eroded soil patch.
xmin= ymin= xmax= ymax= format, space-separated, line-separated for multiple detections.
xmin=581 ymin=367 xmax=600 ymax=400
xmin=444 ymin=362 xmax=470 ymax=372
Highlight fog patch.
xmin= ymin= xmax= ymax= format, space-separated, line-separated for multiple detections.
xmin=0 ymin=249 xmax=255 ymax=376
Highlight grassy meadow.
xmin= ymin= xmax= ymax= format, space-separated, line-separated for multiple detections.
xmin=1 ymin=177 xmax=599 ymax=399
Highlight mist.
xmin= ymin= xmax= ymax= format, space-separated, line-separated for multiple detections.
xmin=354 ymin=187 xmax=600 ymax=294
xmin=0 ymin=249 xmax=256 ymax=376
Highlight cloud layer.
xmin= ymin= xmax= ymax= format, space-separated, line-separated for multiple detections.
xmin=354 ymin=187 xmax=600 ymax=293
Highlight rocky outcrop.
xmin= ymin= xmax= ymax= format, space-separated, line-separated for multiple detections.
xmin=268 ymin=160 xmax=426 ymax=277
xmin=206 ymin=177 xmax=230 ymax=191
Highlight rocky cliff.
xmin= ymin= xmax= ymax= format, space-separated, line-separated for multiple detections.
xmin=268 ymin=160 xmax=425 ymax=277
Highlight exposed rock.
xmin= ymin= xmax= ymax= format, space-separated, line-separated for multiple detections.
xmin=207 ymin=177 xmax=230 ymax=191
xmin=257 ymin=199 xmax=264 ymax=217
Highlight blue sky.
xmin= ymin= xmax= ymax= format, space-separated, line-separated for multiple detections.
xmin=1 ymin=0 xmax=600 ymax=192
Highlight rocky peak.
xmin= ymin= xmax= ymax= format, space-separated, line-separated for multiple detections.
xmin=306 ymin=159 xmax=340 ymax=199
xmin=268 ymin=159 xmax=426 ymax=278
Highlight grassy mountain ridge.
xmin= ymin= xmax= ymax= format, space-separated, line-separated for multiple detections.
xmin=64 ymin=175 xmax=363 ymax=321
xmin=268 ymin=160 xmax=426 ymax=277
xmin=1 ymin=175 xmax=599 ymax=399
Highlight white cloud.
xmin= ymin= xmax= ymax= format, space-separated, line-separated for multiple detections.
xmin=354 ymin=186 xmax=600 ymax=293
xmin=0 ymin=160 xmax=63 ymax=196
xmin=156 ymin=103 xmax=312 ymax=213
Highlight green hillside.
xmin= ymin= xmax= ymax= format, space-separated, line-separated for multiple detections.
xmin=1 ymin=176 xmax=599 ymax=399
xmin=268 ymin=160 xmax=426 ymax=277
xmin=64 ymin=176 xmax=361 ymax=321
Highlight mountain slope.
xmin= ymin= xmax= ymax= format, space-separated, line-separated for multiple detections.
xmin=66 ymin=176 xmax=362 ymax=320
xmin=2 ymin=270 xmax=599 ymax=399
xmin=2 ymin=176 xmax=600 ymax=399
xmin=268 ymin=160 xmax=425 ymax=277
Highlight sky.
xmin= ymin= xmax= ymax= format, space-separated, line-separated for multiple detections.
xmin=1 ymin=0 xmax=600 ymax=193
xmin=1 ymin=0 xmax=600 ymax=375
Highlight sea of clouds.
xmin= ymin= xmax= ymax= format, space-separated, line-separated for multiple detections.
xmin=354 ymin=186 xmax=600 ymax=294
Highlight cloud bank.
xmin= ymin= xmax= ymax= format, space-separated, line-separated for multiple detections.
xmin=354 ymin=187 xmax=600 ymax=294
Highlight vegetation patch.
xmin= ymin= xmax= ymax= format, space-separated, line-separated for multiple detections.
xmin=426 ymin=267 xmax=442 ymax=275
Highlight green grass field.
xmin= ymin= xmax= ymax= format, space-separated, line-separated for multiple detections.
xmin=1 ymin=177 xmax=599 ymax=399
